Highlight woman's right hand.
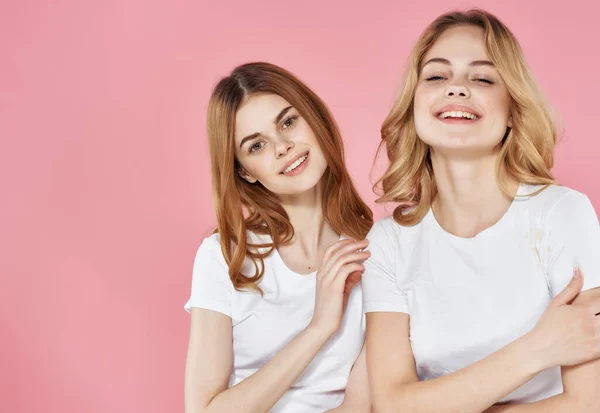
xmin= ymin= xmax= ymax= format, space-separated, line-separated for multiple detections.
xmin=527 ymin=267 xmax=600 ymax=370
xmin=308 ymin=239 xmax=370 ymax=337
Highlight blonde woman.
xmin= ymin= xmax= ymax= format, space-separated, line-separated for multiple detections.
xmin=364 ymin=10 xmax=600 ymax=413
xmin=184 ymin=62 xmax=372 ymax=413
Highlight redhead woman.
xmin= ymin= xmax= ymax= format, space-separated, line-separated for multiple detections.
xmin=184 ymin=62 xmax=372 ymax=413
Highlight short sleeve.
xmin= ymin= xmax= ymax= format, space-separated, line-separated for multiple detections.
xmin=362 ymin=218 xmax=409 ymax=313
xmin=546 ymin=191 xmax=600 ymax=296
xmin=184 ymin=235 xmax=234 ymax=317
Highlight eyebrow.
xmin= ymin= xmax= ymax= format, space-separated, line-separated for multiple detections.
xmin=239 ymin=132 xmax=260 ymax=149
xmin=274 ymin=105 xmax=293 ymax=124
xmin=422 ymin=57 xmax=495 ymax=69
xmin=239 ymin=105 xmax=294 ymax=149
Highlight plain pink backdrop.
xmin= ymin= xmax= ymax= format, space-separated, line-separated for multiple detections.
xmin=2 ymin=0 xmax=599 ymax=411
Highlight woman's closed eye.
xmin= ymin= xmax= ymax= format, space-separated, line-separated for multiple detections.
xmin=472 ymin=77 xmax=494 ymax=85
xmin=425 ymin=75 xmax=445 ymax=82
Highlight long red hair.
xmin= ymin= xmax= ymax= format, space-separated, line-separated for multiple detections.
xmin=207 ymin=62 xmax=373 ymax=293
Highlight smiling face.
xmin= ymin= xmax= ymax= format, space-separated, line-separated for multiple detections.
xmin=233 ymin=93 xmax=328 ymax=196
xmin=413 ymin=24 xmax=512 ymax=156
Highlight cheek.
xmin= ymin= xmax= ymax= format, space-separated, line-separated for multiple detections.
xmin=237 ymin=155 xmax=268 ymax=179
xmin=486 ymin=87 xmax=511 ymax=114
xmin=413 ymin=86 xmax=426 ymax=112
xmin=484 ymin=92 xmax=511 ymax=124
xmin=250 ymin=158 xmax=275 ymax=179
xmin=414 ymin=86 xmax=437 ymax=119
xmin=501 ymin=94 xmax=512 ymax=120
xmin=297 ymin=123 xmax=319 ymax=146
xmin=297 ymin=126 xmax=326 ymax=159
xmin=413 ymin=87 xmax=435 ymax=135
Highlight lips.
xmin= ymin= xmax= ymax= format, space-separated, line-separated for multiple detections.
xmin=279 ymin=151 xmax=309 ymax=174
xmin=435 ymin=104 xmax=482 ymax=120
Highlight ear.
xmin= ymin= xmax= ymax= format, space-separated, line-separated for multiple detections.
xmin=507 ymin=110 xmax=513 ymax=128
xmin=237 ymin=167 xmax=257 ymax=184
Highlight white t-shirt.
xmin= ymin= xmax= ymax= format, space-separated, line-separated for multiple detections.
xmin=363 ymin=184 xmax=600 ymax=403
xmin=185 ymin=232 xmax=365 ymax=413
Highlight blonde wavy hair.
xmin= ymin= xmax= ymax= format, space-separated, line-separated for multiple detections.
xmin=207 ymin=62 xmax=373 ymax=293
xmin=375 ymin=9 xmax=559 ymax=226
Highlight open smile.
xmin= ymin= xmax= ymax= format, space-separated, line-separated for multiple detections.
xmin=279 ymin=151 xmax=309 ymax=175
xmin=435 ymin=105 xmax=482 ymax=123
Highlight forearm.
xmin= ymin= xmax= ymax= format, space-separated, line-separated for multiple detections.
xmin=483 ymin=394 xmax=571 ymax=413
xmin=204 ymin=325 xmax=330 ymax=413
xmin=331 ymin=345 xmax=371 ymax=413
xmin=484 ymin=358 xmax=600 ymax=413
xmin=379 ymin=336 xmax=543 ymax=413
xmin=325 ymin=404 xmax=373 ymax=413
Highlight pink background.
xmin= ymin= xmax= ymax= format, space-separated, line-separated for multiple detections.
xmin=2 ymin=0 xmax=598 ymax=412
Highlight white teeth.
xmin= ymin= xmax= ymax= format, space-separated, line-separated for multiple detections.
xmin=283 ymin=155 xmax=308 ymax=174
xmin=439 ymin=110 xmax=478 ymax=120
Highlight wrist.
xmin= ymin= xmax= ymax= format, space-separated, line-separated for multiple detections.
xmin=304 ymin=321 xmax=335 ymax=344
xmin=513 ymin=332 xmax=550 ymax=374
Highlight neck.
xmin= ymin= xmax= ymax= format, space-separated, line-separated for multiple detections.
xmin=430 ymin=147 xmax=519 ymax=238
xmin=279 ymin=181 xmax=337 ymax=253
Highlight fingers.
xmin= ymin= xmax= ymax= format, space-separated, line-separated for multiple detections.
xmin=324 ymin=250 xmax=370 ymax=283
xmin=320 ymin=239 xmax=369 ymax=277
xmin=344 ymin=271 xmax=363 ymax=293
xmin=346 ymin=270 xmax=362 ymax=285
xmin=322 ymin=239 xmax=356 ymax=263
xmin=342 ymin=271 xmax=363 ymax=311
xmin=327 ymin=239 xmax=369 ymax=260
xmin=552 ymin=266 xmax=584 ymax=307
xmin=333 ymin=262 xmax=365 ymax=289
xmin=319 ymin=239 xmax=356 ymax=275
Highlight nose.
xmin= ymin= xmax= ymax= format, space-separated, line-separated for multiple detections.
xmin=275 ymin=138 xmax=294 ymax=159
xmin=445 ymin=82 xmax=471 ymax=99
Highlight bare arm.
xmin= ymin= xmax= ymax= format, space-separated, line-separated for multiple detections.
xmin=485 ymin=287 xmax=600 ymax=413
xmin=185 ymin=239 xmax=371 ymax=413
xmin=367 ymin=272 xmax=600 ymax=413
xmin=367 ymin=312 xmax=542 ymax=413
xmin=185 ymin=308 xmax=334 ymax=413
xmin=326 ymin=343 xmax=371 ymax=413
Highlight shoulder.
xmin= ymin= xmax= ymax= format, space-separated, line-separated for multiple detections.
xmin=520 ymin=183 xmax=581 ymax=208
xmin=521 ymin=184 xmax=596 ymax=226
xmin=198 ymin=230 xmax=273 ymax=255
xmin=368 ymin=216 xmax=398 ymax=245
xmin=369 ymin=216 xmax=397 ymax=234
xmin=202 ymin=232 xmax=222 ymax=247
xmin=194 ymin=233 xmax=228 ymax=270
xmin=368 ymin=214 xmax=426 ymax=242
xmin=197 ymin=230 xmax=277 ymax=277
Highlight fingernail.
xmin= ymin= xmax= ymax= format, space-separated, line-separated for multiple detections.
xmin=573 ymin=265 xmax=579 ymax=278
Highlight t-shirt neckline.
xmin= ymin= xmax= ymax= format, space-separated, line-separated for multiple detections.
xmin=426 ymin=182 xmax=529 ymax=244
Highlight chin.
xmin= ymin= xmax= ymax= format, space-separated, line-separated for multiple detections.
xmin=421 ymin=130 xmax=502 ymax=149
xmin=264 ymin=177 xmax=315 ymax=197
xmin=263 ymin=159 xmax=328 ymax=196
xmin=290 ymin=178 xmax=322 ymax=194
